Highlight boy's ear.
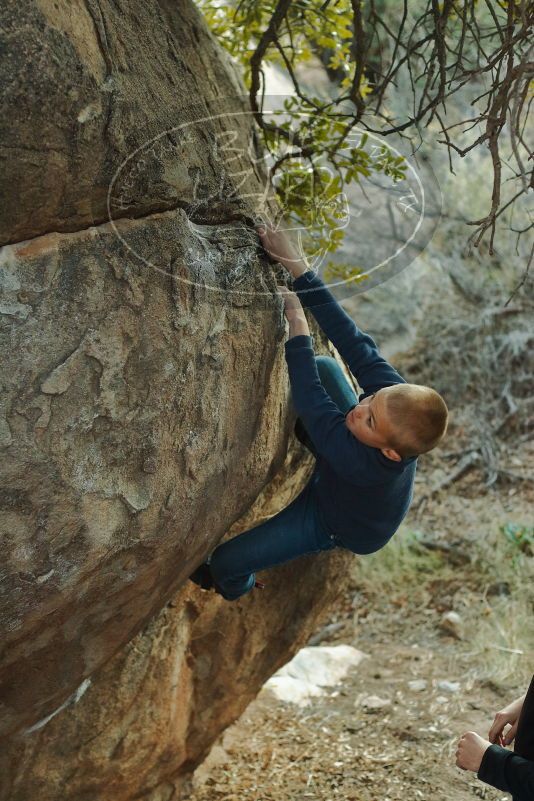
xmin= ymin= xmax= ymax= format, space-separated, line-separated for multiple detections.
xmin=381 ymin=447 xmax=402 ymax=462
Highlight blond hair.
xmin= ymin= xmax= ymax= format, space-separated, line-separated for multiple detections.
xmin=385 ymin=384 xmax=448 ymax=458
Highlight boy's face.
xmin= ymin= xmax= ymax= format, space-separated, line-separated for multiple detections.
xmin=345 ymin=388 xmax=401 ymax=460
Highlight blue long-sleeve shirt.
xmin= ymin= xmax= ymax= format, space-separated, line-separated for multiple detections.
xmin=284 ymin=270 xmax=417 ymax=553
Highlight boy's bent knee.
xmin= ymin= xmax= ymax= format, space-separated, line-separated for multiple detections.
xmin=315 ymin=355 xmax=340 ymax=381
xmin=315 ymin=354 xmax=338 ymax=369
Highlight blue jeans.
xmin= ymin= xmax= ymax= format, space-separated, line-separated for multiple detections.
xmin=209 ymin=356 xmax=358 ymax=600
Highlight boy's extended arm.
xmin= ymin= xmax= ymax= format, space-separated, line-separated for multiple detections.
xmin=292 ymin=270 xmax=405 ymax=397
xmin=256 ymin=225 xmax=405 ymax=395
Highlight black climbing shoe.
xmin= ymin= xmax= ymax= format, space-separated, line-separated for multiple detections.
xmin=190 ymin=565 xmax=266 ymax=596
xmin=189 ymin=563 xmax=214 ymax=590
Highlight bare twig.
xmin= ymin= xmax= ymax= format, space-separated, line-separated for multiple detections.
xmin=415 ymin=452 xmax=481 ymax=508
xmin=242 ymin=0 xmax=533 ymax=252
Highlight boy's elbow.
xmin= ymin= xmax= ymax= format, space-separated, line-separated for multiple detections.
xmin=358 ymin=535 xmax=392 ymax=555
xmin=359 ymin=545 xmax=382 ymax=556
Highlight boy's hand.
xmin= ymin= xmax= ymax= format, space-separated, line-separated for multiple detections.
xmin=488 ymin=694 xmax=526 ymax=746
xmin=257 ymin=224 xmax=310 ymax=279
xmin=277 ymin=285 xmax=305 ymax=322
xmin=277 ymin=285 xmax=310 ymax=338
xmin=455 ymin=732 xmax=491 ymax=772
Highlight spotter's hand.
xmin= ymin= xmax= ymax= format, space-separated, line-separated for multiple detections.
xmin=455 ymin=731 xmax=491 ymax=773
xmin=488 ymin=694 xmax=526 ymax=746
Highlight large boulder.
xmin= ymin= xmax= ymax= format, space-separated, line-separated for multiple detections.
xmin=0 ymin=211 xmax=289 ymax=738
xmin=0 ymin=0 xmax=260 ymax=244
xmin=0 ymin=0 xmax=288 ymax=737
xmin=0 ymin=0 xmax=353 ymax=795
xmin=0 ymin=448 xmax=350 ymax=801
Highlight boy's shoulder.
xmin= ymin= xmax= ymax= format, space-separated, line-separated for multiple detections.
xmin=344 ymin=431 xmax=417 ymax=483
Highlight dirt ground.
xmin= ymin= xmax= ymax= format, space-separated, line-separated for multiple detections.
xmin=186 ymin=447 xmax=533 ymax=801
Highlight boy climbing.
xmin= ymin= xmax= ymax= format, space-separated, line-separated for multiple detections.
xmin=190 ymin=225 xmax=448 ymax=601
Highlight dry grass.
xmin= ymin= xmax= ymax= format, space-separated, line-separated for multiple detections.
xmin=349 ymin=516 xmax=534 ymax=687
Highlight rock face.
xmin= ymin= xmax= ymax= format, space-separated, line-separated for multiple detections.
xmin=0 ymin=0 xmax=263 ymax=244
xmin=0 ymin=212 xmax=286 ymax=736
xmin=0 ymin=0 xmax=353 ymax=796
xmin=0 ymin=452 xmax=351 ymax=801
